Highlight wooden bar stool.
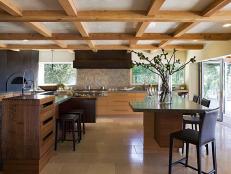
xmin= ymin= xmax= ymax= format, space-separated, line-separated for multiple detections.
xmin=66 ymin=109 xmax=85 ymax=135
xmin=55 ymin=114 xmax=81 ymax=151
xmin=169 ymin=109 xmax=219 ymax=174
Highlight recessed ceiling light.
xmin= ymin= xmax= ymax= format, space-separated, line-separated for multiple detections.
xmin=23 ymin=39 xmax=29 ymax=42
xmin=223 ymin=23 xmax=231 ymax=28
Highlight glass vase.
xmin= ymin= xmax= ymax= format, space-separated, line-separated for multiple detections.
xmin=158 ymin=73 xmax=172 ymax=103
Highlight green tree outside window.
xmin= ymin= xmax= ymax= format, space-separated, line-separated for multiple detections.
xmin=44 ymin=64 xmax=76 ymax=85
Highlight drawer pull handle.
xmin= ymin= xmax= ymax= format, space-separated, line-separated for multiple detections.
xmin=43 ymin=116 xmax=53 ymax=125
xmin=42 ymin=101 xmax=53 ymax=109
xmin=43 ymin=131 xmax=53 ymax=142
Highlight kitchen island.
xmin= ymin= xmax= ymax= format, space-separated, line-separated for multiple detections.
xmin=130 ymin=96 xmax=219 ymax=148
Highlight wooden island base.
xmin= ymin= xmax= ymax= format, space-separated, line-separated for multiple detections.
xmin=143 ymin=112 xmax=183 ymax=148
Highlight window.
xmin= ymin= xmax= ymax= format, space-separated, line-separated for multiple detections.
xmin=172 ymin=68 xmax=185 ymax=86
xmin=132 ymin=65 xmax=185 ymax=86
xmin=38 ymin=62 xmax=76 ymax=85
xmin=132 ymin=65 xmax=158 ymax=85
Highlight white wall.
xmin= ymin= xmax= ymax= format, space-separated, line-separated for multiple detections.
xmin=185 ymin=41 xmax=231 ymax=100
xmin=132 ymin=50 xmax=187 ymax=63
xmin=39 ymin=50 xmax=75 ymax=62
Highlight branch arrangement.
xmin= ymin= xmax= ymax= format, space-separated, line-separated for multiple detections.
xmin=131 ymin=49 xmax=196 ymax=102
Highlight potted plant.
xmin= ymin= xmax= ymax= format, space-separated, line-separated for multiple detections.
xmin=131 ymin=49 xmax=196 ymax=103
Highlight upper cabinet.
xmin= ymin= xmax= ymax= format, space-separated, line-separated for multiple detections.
xmin=73 ymin=50 xmax=132 ymax=69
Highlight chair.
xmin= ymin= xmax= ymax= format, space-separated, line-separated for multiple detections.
xmin=183 ymin=95 xmax=200 ymax=130
xmin=66 ymin=109 xmax=85 ymax=137
xmin=182 ymin=97 xmax=211 ymax=155
xmin=55 ymin=114 xmax=81 ymax=151
xmin=169 ymin=109 xmax=218 ymax=174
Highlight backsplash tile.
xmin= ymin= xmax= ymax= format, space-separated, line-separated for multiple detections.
xmin=77 ymin=69 xmax=131 ymax=89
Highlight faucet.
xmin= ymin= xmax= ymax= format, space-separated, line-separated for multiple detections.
xmin=22 ymin=70 xmax=35 ymax=95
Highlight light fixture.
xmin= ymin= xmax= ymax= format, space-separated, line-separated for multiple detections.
xmin=23 ymin=39 xmax=29 ymax=42
xmin=51 ymin=50 xmax=54 ymax=70
xmin=193 ymin=40 xmax=198 ymax=42
xmin=223 ymin=23 xmax=231 ymax=28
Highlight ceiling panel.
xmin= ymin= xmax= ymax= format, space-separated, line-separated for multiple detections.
xmin=42 ymin=22 xmax=79 ymax=33
xmin=1 ymin=40 xmax=54 ymax=45
xmin=76 ymin=0 xmax=152 ymax=10
xmin=0 ymin=22 xmax=36 ymax=33
xmin=145 ymin=22 xmax=180 ymax=34
xmin=63 ymin=40 xmax=87 ymax=45
xmin=11 ymin=0 xmax=62 ymax=10
xmin=169 ymin=40 xmax=205 ymax=45
xmin=187 ymin=22 xmax=231 ymax=33
xmin=221 ymin=2 xmax=231 ymax=10
xmin=85 ymin=22 xmax=138 ymax=33
xmin=94 ymin=40 xmax=129 ymax=45
xmin=137 ymin=40 xmax=160 ymax=45
xmin=160 ymin=0 xmax=214 ymax=11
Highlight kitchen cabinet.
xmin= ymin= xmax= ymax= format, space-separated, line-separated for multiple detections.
xmin=96 ymin=92 xmax=145 ymax=116
xmin=59 ymin=97 xmax=96 ymax=123
xmin=2 ymin=95 xmax=55 ymax=174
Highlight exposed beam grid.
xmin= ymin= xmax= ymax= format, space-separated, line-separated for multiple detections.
xmin=132 ymin=0 xmax=166 ymax=46
xmin=160 ymin=0 xmax=231 ymax=47
xmin=0 ymin=0 xmax=66 ymax=48
xmin=58 ymin=0 xmax=96 ymax=51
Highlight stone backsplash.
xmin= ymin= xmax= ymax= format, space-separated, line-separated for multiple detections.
xmin=77 ymin=69 xmax=131 ymax=89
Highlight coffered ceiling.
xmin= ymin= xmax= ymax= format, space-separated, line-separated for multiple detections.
xmin=0 ymin=0 xmax=230 ymax=51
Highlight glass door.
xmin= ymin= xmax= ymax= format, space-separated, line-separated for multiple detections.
xmin=202 ymin=60 xmax=224 ymax=121
xmin=224 ymin=62 xmax=231 ymax=116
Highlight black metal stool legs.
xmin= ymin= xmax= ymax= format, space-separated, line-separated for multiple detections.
xmin=196 ymin=145 xmax=202 ymax=174
xmin=168 ymin=136 xmax=173 ymax=174
xmin=212 ymin=141 xmax=217 ymax=174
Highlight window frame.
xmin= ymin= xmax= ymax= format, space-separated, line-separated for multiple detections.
xmin=38 ymin=62 xmax=77 ymax=86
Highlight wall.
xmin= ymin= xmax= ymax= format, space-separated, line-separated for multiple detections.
xmin=39 ymin=50 xmax=187 ymax=88
xmin=132 ymin=50 xmax=187 ymax=63
xmin=0 ymin=50 xmax=39 ymax=92
xmin=39 ymin=50 xmax=75 ymax=62
xmin=76 ymin=69 xmax=130 ymax=89
xmin=185 ymin=41 xmax=231 ymax=100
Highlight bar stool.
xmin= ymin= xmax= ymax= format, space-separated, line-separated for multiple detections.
xmin=182 ymin=97 xmax=211 ymax=155
xmin=169 ymin=109 xmax=218 ymax=174
xmin=183 ymin=95 xmax=200 ymax=130
xmin=66 ymin=109 xmax=85 ymax=135
xmin=55 ymin=114 xmax=81 ymax=151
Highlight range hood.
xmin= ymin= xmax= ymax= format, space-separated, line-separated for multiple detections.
xmin=73 ymin=50 xmax=132 ymax=69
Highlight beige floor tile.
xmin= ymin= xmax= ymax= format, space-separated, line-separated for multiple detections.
xmin=40 ymin=116 xmax=231 ymax=174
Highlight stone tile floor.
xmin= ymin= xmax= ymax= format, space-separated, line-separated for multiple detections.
xmin=38 ymin=116 xmax=231 ymax=174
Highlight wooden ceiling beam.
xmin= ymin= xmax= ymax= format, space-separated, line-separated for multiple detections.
xmin=0 ymin=33 xmax=230 ymax=40
xmin=132 ymin=0 xmax=166 ymax=46
xmin=0 ymin=0 xmax=22 ymax=16
xmin=161 ymin=0 xmax=231 ymax=47
xmin=58 ymin=0 xmax=77 ymax=16
xmin=0 ymin=44 xmax=204 ymax=50
xmin=53 ymin=40 xmax=67 ymax=48
xmin=202 ymin=0 xmax=231 ymax=17
xmin=0 ymin=10 xmax=230 ymax=22
xmin=159 ymin=40 xmax=171 ymax=48
xmin=24 ymin=22 xmax=52 ymax=37
xmin=0 ymin=0 xmax=66 ymax=48
xmin=0 ymin=43 xmax=6 ymax=48
xmin=58 ymin=0 xmax=96 ymax=51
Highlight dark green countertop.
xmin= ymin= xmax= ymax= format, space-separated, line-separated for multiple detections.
xmin=130 ymin=95 xmax=219 ymax=113
xmin=55 ymin=95 xmax=72 ymax=105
